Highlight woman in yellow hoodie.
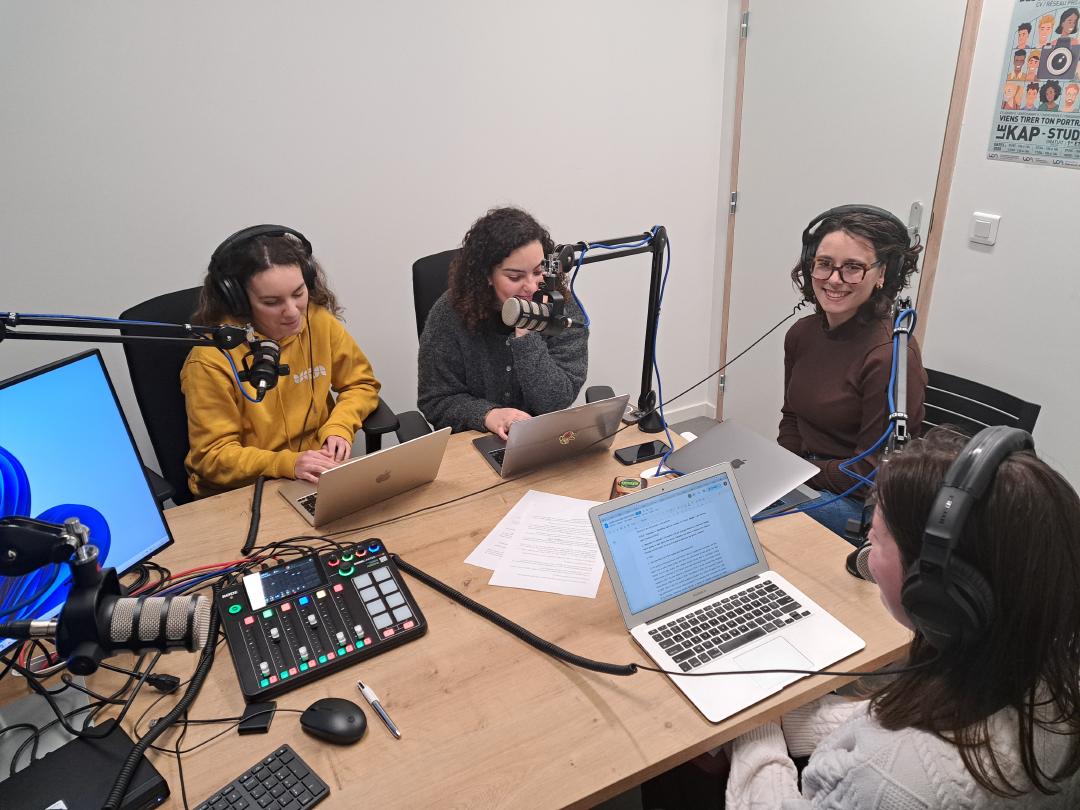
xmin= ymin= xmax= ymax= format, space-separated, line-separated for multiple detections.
xmin=181 ymin=225 xmax=380 ymax=497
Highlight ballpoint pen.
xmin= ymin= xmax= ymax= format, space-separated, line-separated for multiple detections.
xmin=357 ymin=680 xmax=401 ymax=739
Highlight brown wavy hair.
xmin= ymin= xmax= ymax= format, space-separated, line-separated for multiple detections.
xmin=194 ymin=232 xmax=342 ymax=324
xmin=448 ymin=207 xmax=563 ymax=333
xmin=790 ymin=208 xmax=922 ymax=322
xmin=871 ymin=428 xmax=1080 ymax=796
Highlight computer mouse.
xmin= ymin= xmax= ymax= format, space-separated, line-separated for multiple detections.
xmin=299 ymin=697 xmax=367 ymax=745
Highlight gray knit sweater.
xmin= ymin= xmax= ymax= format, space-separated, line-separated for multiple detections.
xmin=417 ymin=292 xmax=588 ymax=433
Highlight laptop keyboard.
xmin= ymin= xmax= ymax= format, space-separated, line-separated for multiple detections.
xmin=488 ymin=448 xmax=506 ymax=465
xmin=297 ymin=493 xmax=317 ymax=516
xmin=648 ymin=580 xmax=813 ymax=672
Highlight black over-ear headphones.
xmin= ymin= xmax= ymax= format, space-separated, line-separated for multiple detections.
xmin=799 ymin=204 xmax=909 ymax=280
xmin=208 ymin=225 xmax=315 ymax=317
xmin=900 ymin=425 xmax=1034 ymax=652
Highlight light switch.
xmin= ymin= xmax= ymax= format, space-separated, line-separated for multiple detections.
xmin=969 ymin=212 xmax=1001 ymax=246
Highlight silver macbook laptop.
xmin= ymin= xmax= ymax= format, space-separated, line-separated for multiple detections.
xmin=663 ymin=419 xmax=820 ymax=516
xmin=279 ymin=427 xmax=451 ymax=526
xmin=589 ymin=463 xmax=864 ymax=723
xmin=473 ymin=394 xmax=630 ymax=477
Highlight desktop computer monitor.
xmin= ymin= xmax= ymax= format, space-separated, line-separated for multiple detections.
xmin=0 ymin=350 xmax=174 ymax=653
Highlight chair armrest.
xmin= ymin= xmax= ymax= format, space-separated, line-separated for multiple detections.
xmin=395 ymin=411 xmax=433 ymax=444
xmin=361 ymin=397 xmax=401 ymax=454
xmin=585 ymin=385 xmax=616 ymax=403
xmin=363 ymin=397 xmax=400 ymax=436
xmin=144 ymin=466 xmax=175 ymax=508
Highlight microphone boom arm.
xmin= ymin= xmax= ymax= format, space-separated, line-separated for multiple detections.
xmin=0 ymin=312 xmax=287 ymax=400
xmin=0 ymin=312 xmax=248 ymax=350
xmin=549 ymin=226 xmax=669 ymax=433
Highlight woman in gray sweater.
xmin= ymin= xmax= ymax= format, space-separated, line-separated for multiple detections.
xmin=725 ymin=428 xmax=1080 ymax=808
xmin=417 ymin=207 xmax=587 ymax=438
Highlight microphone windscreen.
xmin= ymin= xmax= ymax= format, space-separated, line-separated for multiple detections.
xmin=501 ymin=297 xmax=525 ymax=327
xmin=109 ymin=594 xmax=211 ymax=652
xmin=854 ymin=544 xmax=876 ymax=583
xmin=502 ymin=297 xmax=554 ymax=331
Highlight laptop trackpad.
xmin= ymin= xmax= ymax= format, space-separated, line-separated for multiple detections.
xmin=734 ymin=638 xmax=813 ymax=693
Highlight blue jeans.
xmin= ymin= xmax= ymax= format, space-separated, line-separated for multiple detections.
xmin=799 ymin=489 xmax=866 ymax=545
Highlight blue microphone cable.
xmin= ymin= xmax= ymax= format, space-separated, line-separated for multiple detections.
xmin=753 ymin=306 xmax=918 ymax=522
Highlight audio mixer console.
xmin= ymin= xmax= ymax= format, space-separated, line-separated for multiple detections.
xmin=217 ymin=540 xmax=426 ymax=701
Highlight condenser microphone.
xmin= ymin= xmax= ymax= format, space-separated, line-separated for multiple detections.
xmin=501 ymin=297 xmax=582 ymax=336
xmin=243 ymin=338 xmax=288 ymax=402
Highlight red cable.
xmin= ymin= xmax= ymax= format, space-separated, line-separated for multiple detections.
xmin=129 ymin=556 xmax=262 ymax=595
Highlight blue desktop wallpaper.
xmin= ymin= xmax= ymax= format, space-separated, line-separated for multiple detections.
xmin=0 ymin=353 xmax=171 ymax=649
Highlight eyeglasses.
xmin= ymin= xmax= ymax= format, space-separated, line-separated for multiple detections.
xmin=810 ymin=257 xmax=882 ymax=283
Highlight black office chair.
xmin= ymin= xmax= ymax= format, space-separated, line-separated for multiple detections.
xmin=922 ymin=368 xmax=1041 ymax=436
xmin=410 ymin=249 xmax=615 ymax=418
xmin=412 ymin=248 xmax=460 ymax=338
xmin=119 ymin=287 xmax=399 ymax=506
xmin=846 ymin=367 xmax=1042 ymax=568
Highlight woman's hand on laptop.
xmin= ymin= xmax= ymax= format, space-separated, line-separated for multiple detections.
xmin=322 ymin=435 xmax=352 ymax=462
xmin=295 ymin=449 xmax=339 ymax=483
xmin=484 ymin=407 xmax=532 ymax=441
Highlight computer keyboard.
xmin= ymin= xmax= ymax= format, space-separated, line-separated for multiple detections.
xmin=194 ymin=744 xmax=329 ymax=810
xmin=488 ymin=448 xmax=506 ymax=466
xmin=297 ymin=493 xmax=317 ymax=516
xmin=649 ymin=580 xmax=813 ymax=672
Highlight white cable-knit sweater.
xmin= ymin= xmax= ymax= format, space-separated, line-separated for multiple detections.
xmin=725 ymin=695 xmax=1080 ymax=809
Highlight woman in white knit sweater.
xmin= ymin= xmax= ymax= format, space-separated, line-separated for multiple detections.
xmin=725 ymin=428 xmax=1080 ymax=809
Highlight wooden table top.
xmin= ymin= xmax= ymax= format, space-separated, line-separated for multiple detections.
xmin=4 ymin=428 xmax=911 ymax=809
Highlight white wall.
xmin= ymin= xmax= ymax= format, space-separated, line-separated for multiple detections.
xmin=921 ymin=3 xmax=1080 ymax=486
xmin=0 ymin=1 xmax=732 ymax=470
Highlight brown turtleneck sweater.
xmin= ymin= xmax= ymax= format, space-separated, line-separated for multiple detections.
xmin=777 ymin=313 xmax=926 ymax=493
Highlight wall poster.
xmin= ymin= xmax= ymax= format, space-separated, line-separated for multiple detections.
xmin=988 ymin=1 xmax=1080 ymax=168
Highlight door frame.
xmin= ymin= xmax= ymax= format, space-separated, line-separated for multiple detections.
xmin=714 ymin=0 xmax=985 ymax=415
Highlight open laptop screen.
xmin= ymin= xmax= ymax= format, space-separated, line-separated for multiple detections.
xmin=0 ymin=350 xmax=173 ymax=652
xmin=597 ymin=472 xmax=759 ymax=615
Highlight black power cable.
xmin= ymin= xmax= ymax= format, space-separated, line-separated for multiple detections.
xmin=241 ymin=476 xmax=266 ymax=555
xmin=391 ymin=554 xmax=635 ymax=677
xmin=392 ymin=552 xmax=941 ymax=682
xmin=102 ymin=584 xmax=223 ymax=810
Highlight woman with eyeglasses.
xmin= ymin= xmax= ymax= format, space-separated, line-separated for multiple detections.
xmin=777 ymin=206 xmax=927 ymax=540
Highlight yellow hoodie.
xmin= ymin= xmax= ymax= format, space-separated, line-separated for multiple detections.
xmin=180 ymin=305 xmax=380 ymax=497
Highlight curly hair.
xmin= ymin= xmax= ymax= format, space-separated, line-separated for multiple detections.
xmin=869 ymin=428 xmax=1080 ymax=796
xmin=1041 ymin=80 xmax=1062 ymax=104
xmin=448 ymin=207 xmax=564 ymax=333
xmin=789 ymin=208 xmax=921 ymax=321
xmin=194 ymin=232 xmax=342 ymax=324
